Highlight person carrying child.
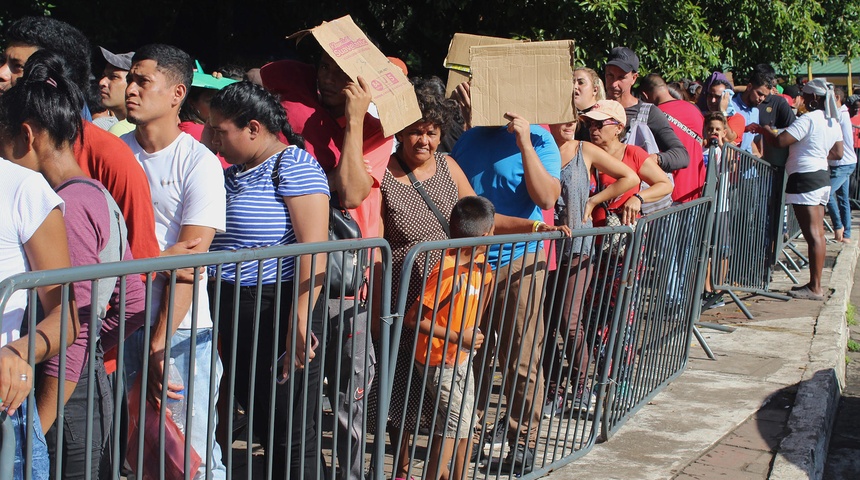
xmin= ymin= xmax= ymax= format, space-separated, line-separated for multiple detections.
xmin=403 ymin=196 xmax=495 ymax=480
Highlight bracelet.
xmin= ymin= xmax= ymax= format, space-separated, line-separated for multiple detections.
xmin=633 ymin=193 xmax=645 ymax=204
xmin=532 ymin=220 xmax=545 ymax=232
xmin=2 ymin=344 xmax=24 ymax=360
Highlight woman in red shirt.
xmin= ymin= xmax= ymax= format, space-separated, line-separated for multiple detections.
xmin=579 ymin=99 xmax=672 ymax=394
xmin=582 ymin=100 xmax=672 ymax=225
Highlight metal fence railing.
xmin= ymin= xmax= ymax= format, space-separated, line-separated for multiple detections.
xmin=707 ymin=144 xmax=790 ymax=319
xmin=3 ymin=145 xmax=800 ymax=478
xmin=0 ymin=238 xmax=392 ymax=480
xmin=600 ymin=198 xmax=714 ymax=440
xmin=388 ymin=229 xmax=634 ymax=479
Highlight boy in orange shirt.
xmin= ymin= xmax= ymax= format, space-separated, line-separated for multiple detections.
xmin=404 ymin=196 xmax=495 ymax=480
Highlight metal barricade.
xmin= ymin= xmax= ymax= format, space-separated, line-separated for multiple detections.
xmin=708 ymin=144 xmax=790 ymax=319
xmin=777 ymin=204 xmax=810 ymax=284
xmin=599 ymin=198 xmax=714 ymax=440
xmin=0 ymin=238 xmax=391 ymax=480
xmin=387 ymin=229 xmax=634 ymax=479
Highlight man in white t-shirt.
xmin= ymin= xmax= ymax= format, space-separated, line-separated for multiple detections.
xmin=120 ymin=43 xmax=227 ymax=479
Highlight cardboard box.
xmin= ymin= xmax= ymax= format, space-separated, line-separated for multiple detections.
xmin=289 ymin=16 xmax=421 ymax=136
xmin=470 ymin=40 xmax=575 ymax=127
xmin=443 ymin=33 xmax=522 ymax=95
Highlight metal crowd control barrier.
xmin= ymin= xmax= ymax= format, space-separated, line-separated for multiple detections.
xmin=777 ymin=205 xmax=810 ymax=284
xmin=0 ymin=238 xmax=391 ymax=480
xmin=851 ymin=153 xmax=860 ymax=209
xmin=599 ymin=198 xmax=715 ymax=440
xmin=388 ymin=229 xmax=634 ymax=479
xmin=708 ymin=143 xmax=790 ymax=319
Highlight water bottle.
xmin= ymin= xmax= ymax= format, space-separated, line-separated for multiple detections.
xmin=167 ymin=358 xmax=186 ymax=434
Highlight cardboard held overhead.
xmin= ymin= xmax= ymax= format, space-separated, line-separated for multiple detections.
xmin=289 ymin=15 xmax=421 ymax=136
xmin=443 ymin=33 xmax=522 ymax=95
xmin=469 ymin=40 xmax=575 ymax=127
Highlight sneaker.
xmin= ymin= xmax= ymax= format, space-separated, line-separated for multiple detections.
xmin=702 ymin=293 xmax=725 ymax=309
xmin=498 ymin=443 xmax=535 ymax=475
xmin=484 ymin=414 xmax=508 ymax=447
xmin=542 ymin=390 xmax=565 ymax=418
xmin=572 ymin=384 xmax=596 ymax=416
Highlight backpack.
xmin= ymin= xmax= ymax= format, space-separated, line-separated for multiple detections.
xmin=624 ymin=102 xmax=674 ymax=215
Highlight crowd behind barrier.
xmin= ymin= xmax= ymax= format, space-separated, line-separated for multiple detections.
xmin=0 ymin=17 xmax=821 ymax=480
xmin=0 ymin=137 xmax=804 ymax=479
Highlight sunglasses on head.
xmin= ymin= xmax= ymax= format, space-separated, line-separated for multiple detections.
xmin=584 ymin=118 xmax=622 ymax=128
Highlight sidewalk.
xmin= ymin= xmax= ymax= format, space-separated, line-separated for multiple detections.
xmin=544 ymin=225 xmax=858 ymax=479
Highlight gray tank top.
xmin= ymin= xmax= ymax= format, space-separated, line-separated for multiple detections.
xmin=555 ymin=142 xmax=594 ymax=260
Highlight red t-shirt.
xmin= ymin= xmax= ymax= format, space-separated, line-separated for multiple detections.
xmin=851 ymin=113 xmax=860 ymax=149
xmin=658 ymin=100 xmax=705 ymax=203
xmin=261 ymin=59 xmax=394 ymax=238
xmin=74 ymin=122 xmax=160 ymax=261
xmin=727 ymin=114 xmax=746 ymax=147
xmin=591 ymin=144 xmax=649 ymax=227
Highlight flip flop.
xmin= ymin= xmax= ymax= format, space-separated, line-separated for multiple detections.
xmin=788 ymin=286 xmax=826 ymax=301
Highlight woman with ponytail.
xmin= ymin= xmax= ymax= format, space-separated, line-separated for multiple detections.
xmin=0 ymin=50 xmax=83 ymax=480
xmin=206 ymin=81 xmax=329 ymax=479
xmin=0 ymin=49 xmax=147 ymax=480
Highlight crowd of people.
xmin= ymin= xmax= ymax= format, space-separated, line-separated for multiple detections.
xmin=0 ymin=14 xmax=854 ymax=480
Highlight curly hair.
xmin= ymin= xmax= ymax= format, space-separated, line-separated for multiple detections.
xmin=411 ymin=76 xmax=459 ymax=127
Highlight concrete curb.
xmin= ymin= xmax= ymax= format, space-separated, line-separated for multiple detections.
xmin=770 ymin=243 xmax=860 ymax=480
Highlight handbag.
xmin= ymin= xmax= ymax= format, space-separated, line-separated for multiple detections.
xmin=271 ymin=149 xmax=367 ymax=298
xmin=327 ymin=193 xmax=368 ymax=298
xmin=594 ymin=170 xmax=634 ymax=255
xmin=126 ymin=377 xmax=202 ymax=480
xmin=394 ymin=153 xmax=451 ymax=237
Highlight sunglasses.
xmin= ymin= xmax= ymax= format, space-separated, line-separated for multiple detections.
xmin=584 ymin=118 xmax=622 ymax=129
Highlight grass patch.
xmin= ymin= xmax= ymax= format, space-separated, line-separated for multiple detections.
xmin=848 ymin=303 xmax=858 ymax=326
xmin=849 ymin=339 xmax=860 ymax=352
xmin=848 ymin=356 xmax=853 ymax=365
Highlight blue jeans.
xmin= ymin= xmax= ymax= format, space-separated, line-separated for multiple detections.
xmin=125 ymin=328 xmax=227 ymax=480
xmin=828 ymin=164 xmax=856 ymax=238
xmin=8 ymin=400 xmax=50 ymax=480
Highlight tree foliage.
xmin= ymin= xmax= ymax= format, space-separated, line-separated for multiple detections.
xmin=3 ymin=0 xmax=860 ymax=82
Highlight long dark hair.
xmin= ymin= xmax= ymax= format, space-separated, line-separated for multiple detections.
xmin=0 ymin=49 xmax=83 ymax=149
xmin=209 ymin=81 xmax=305 ymax=149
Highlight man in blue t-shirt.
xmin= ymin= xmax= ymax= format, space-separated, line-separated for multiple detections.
xmin=732 ymin=69 xmax=772 ymax=155
xmin=451 ymin=112 xmax=560 ymax=474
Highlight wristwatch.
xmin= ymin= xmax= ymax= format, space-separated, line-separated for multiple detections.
xmin=655 ymin=153 xmax=663 ymax=168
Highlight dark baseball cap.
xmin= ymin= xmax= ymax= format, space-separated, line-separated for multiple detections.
xmin=606 ymin=46 xmax=639 ymax=73
xmin=100 ymin=46 xmax=133 ymax=71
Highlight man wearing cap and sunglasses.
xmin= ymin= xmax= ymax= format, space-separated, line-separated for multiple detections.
xmin=99 ymin=47 xmax=137 ymax=136
xmin=604 ymin=46 xmax=687 ymax=213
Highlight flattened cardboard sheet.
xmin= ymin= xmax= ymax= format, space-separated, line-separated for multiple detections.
xmin=443 ymin=33 xmax=522 ymax=95
xmin=290 ymin=16 xmax=421 ymax=136
xmin=470 ymin=40 xmax=575 ymax=127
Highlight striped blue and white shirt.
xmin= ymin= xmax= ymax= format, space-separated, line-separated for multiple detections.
xmin=211 ymin=147 xmax=330 ymax=286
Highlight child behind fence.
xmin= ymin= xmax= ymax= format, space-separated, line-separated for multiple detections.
xmin=403 ymin=196 xmax=495 ymax=480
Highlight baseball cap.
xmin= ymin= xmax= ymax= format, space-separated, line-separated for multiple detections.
xmin=582 ymin=99 xmax=627 ymax=126
xmin=606 ymin=47 xmax=639 ymax=73
xmin=99 ymin=46 xmax=133 ymax=71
